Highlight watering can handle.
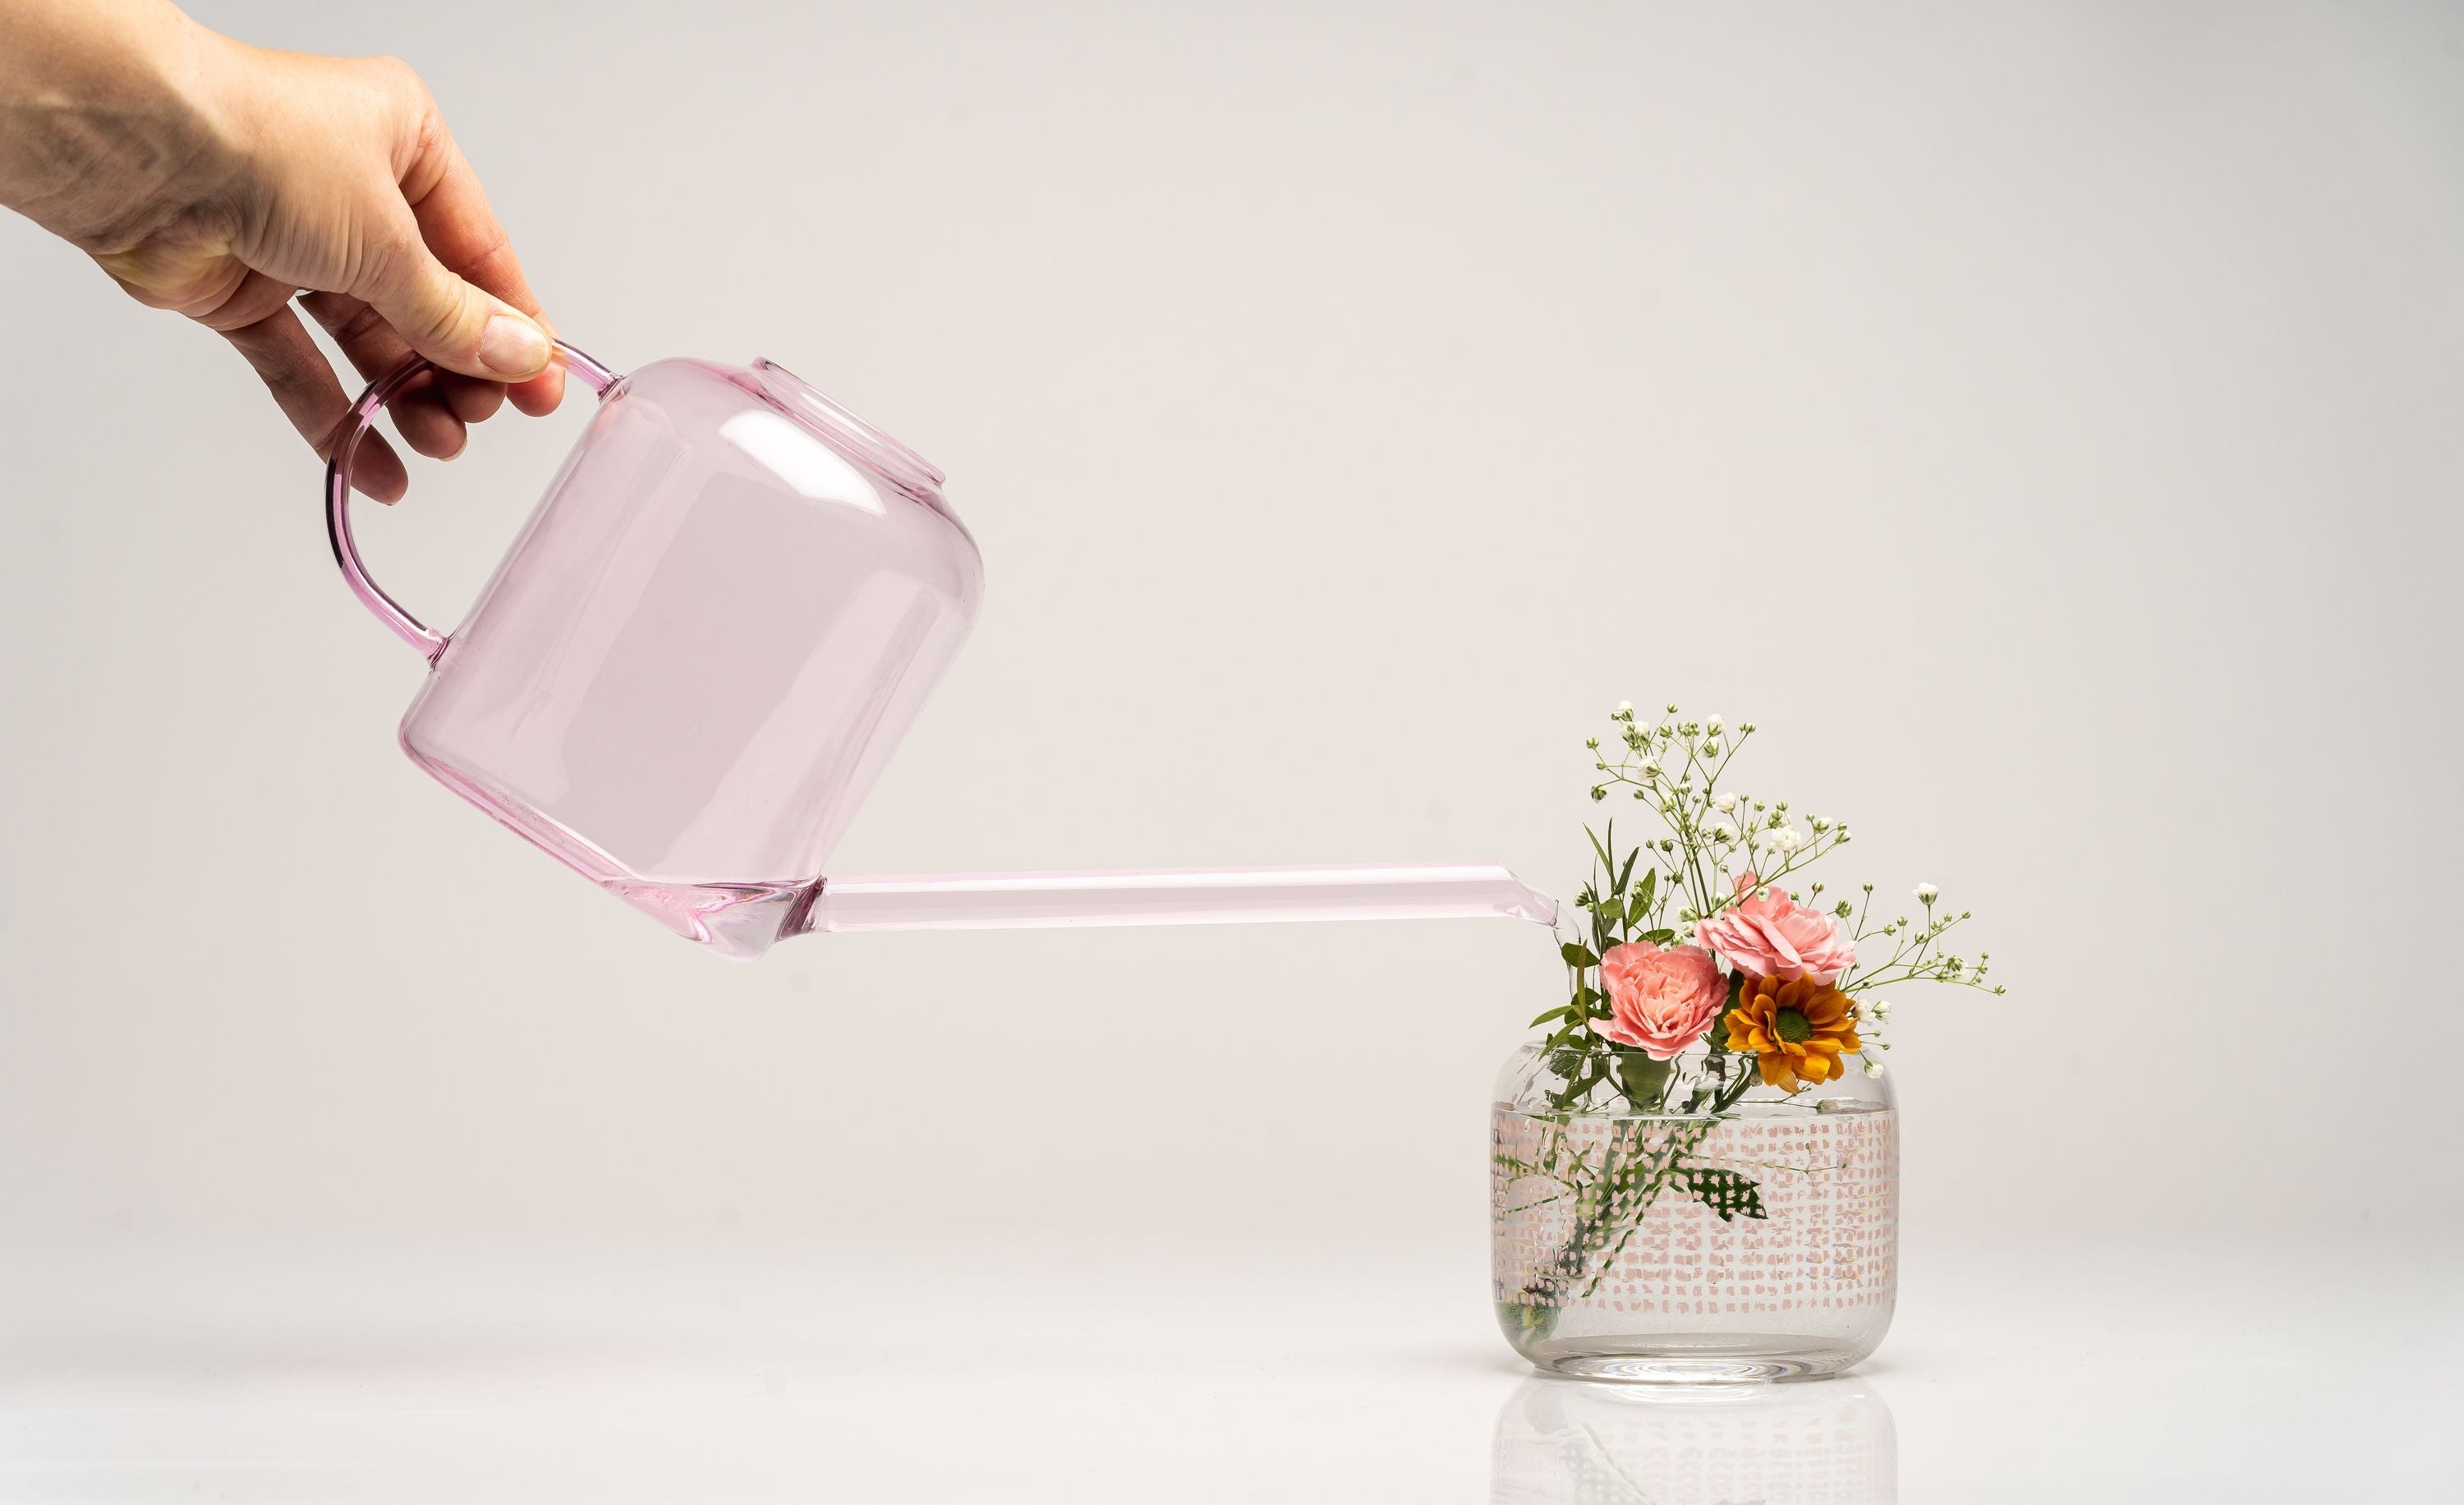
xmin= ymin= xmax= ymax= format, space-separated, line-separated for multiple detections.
xmin=324 ymin=341 xmax=622 ymax=662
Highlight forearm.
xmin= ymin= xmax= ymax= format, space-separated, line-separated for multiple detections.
xmin=0 ymin=0 xmax=237 ymax=249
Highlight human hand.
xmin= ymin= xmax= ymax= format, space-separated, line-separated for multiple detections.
xmin=0 ymin=0 xmax=561 ymax=500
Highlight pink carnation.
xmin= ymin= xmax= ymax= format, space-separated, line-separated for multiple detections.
xmin=1597 ymin=941 xmax=1728 ymax=1060
xmin=1695 ymin=872 xmax=1859 ymax=983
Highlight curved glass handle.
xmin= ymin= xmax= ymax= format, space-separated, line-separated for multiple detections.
xmin=324 ymin=340 xmax=622 ymax=661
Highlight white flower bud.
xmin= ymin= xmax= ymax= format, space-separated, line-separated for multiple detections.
xmin=1712 ymin=793 xmax=1738 ymax=813
xmin=1613 ymin=700 xmax=1634 ymax=717
xmin=1864 ymin=1059 xmax=1885 ymax=1078
xmin=1769 ymin=827 xmax=1804 ymax=853
xmin=1708 ymin=822 xmax=1738 ymax=843
xmin=1871 ymin=1000 xmax=1892 ymax=1019
xmin=1915 ymin=883 xmax=1940 ymax=903
xmin=1704 ymin=713 xmax=1724 ymax=734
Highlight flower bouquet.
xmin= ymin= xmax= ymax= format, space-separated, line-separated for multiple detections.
xmin=1490 ymin=702 xmax=2000 ymax=1382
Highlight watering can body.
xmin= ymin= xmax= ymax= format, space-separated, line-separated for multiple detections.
xmin=329 ymin=348 xmax=981 ymax=957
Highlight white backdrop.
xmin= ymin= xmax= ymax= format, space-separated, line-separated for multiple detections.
xmin=4 ymin=1 xmax=2459 ymax=1272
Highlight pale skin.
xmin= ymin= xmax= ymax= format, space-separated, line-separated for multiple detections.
xmin=0 ymin=0 xmax=562 ymax=499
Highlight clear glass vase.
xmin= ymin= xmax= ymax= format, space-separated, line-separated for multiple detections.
xmin=1490 ymin=1040 xmax=1898 ymax=1383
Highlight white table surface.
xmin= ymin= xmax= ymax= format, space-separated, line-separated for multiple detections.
xmin=1 ymin=1230 xmax=2452 ymax=1503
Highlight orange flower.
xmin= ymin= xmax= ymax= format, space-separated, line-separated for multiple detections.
xmin=1722 ymin=974 xmax=1863 ymax=1092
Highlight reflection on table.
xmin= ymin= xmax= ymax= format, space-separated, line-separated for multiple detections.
xmin=1492 ymin=1374 xmax=1896 ymax=1504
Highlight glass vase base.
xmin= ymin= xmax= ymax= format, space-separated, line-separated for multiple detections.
xmin=1514 ymin=1332 xmax=1869 ymax=1385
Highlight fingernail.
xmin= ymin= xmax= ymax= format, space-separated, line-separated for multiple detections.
xmin=479 ymin=315 xmax=550 ymax=377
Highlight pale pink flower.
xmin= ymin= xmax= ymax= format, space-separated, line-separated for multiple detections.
xmin=1597 ymin=941 xmax=1728 ymax=1060
xmin=1695 ymin=871 xmax=1859 ymax=983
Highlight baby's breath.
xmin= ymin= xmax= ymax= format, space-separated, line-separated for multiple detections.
xmin=1536 ymin=703 xmax=2003 ymax=1118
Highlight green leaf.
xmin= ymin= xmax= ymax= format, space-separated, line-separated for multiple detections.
xmin=1682 ymin=1167 xmax=1768 ymax=1222
xmin=1640 ymin=927 xmax=1676 ymax=946
xmin=1528 ymin=1003 xmax=1576 ymax=1028
xmin=1611 ymin=1049 xmax=1671 ymax=1108
xmin=1585 ymin=826 xmax=1616 ymax=881
xmin=1634 ymin=869 xmax=1656 ymax=917
xmin=1615 ymin=847 xmax=1639 ymax=898
xmin=1561 ymin=941 xmax=1599 ymax=969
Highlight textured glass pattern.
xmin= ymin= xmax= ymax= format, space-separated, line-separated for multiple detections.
xmin=1491 ymin=1044 xmax=1898 ymax=1382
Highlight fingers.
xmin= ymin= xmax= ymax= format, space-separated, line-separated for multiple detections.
xmin=220 ymin=304 xmax=409 ymax=504
xmin=191 ymin=268 xmax=306 ymax=334
xmin=351 ymin=199 xmax=553 ymax=388
xmin=342 ymin=90 xmax=561 ymax=400
xmin=505 ymin=373 xmax=565 ymax=417
xmin=437 ymin=370 xmax=507 ymax=426
xmin=395 ymin=101 xmax=566 ymax=417
xmin=298 ymin=291 xmax=469 ymax=461
xmin=353 ymin=221 xmax=551 ymax=384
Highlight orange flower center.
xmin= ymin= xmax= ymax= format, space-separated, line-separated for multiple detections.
xmin=1773 ymin=1008 xmax=1814 ymax=1043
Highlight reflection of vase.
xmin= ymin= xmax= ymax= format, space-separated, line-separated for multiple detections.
xmin=1491 ymin=1374 xmax=1897 ymax=1505
xmin=1492 ymin=1042 xmax=1898 ymax=1382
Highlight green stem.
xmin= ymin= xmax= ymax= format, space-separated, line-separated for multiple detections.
xmin=1571 ymin=1120 xmax=1715 ymax=1302
xmin=1514 ymin=1115 xmax=1717 ymax=1312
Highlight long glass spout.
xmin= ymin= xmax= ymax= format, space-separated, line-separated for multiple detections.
xmin=790 ymin=863 xmax=1561 ymax=937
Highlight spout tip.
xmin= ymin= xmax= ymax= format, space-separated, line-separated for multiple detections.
xmin=1518 ymin=888 xmax=1561 ymax=929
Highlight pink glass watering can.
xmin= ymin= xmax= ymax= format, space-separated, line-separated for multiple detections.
xmin=328 ymin=343 xmax=1560 ymax=960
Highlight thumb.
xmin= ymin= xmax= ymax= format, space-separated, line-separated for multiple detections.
xmin=354 ymin=217 xmax=553 ymax=382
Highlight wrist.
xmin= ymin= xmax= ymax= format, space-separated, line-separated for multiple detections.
xmin=161 ymin=14 xmax=267 ymax=181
